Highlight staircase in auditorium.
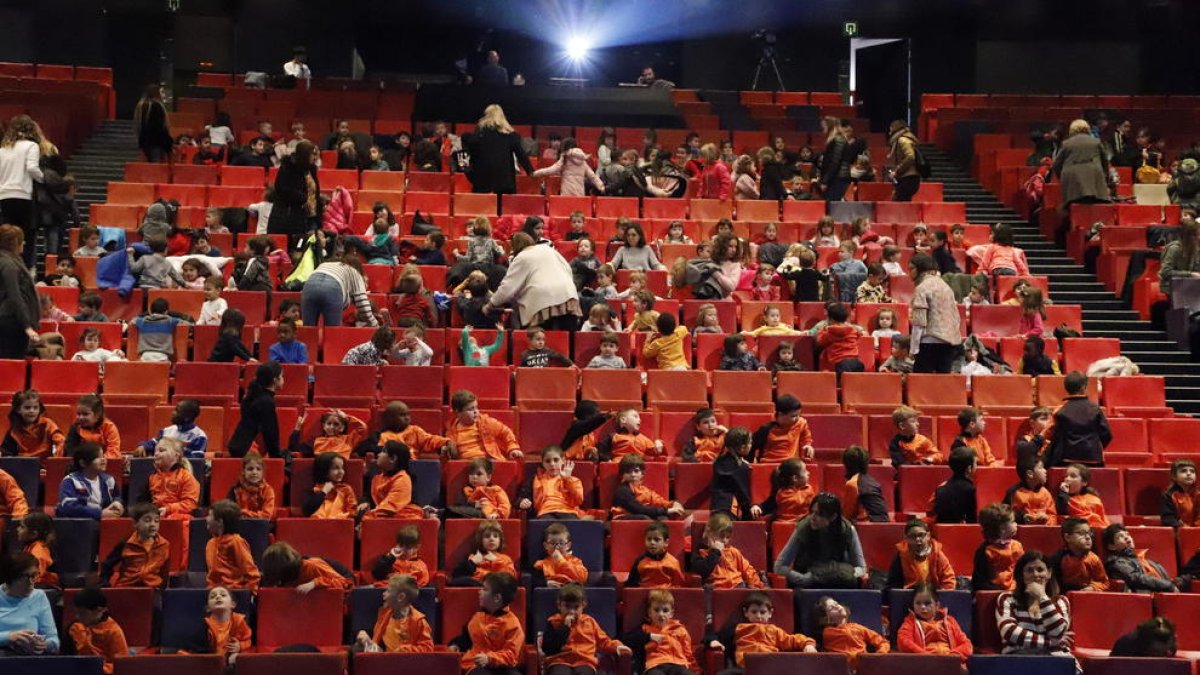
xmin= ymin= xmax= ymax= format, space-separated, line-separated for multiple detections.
xmin=922 ymin=144 xmax=1200 ymax=415
xmin=67 ymin=119 xmax=139 ymax=229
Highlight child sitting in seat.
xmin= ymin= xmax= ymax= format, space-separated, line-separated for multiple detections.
xmin=888 ymin=406 xmax=941 ymax=466
xmin=448 ymin=572 xmax=525 ymax=670
xmin=971 ymin=503 xmax=1023 ymax=591
xmin=451 ymin=457 xmax=511 ymax=520
xmin=1161 ymin=459 xmax=1198 ymax=528
xmin=878 ymin=336 xmax=914 ymax=374
xmin=620 ymin=589 xmax=700 ymax=675
xmin=690 ymin=512 xmax=766 ymax=589
xmin=597 ymin=409 xmax=665 ymax=462
xmin=533 ymin=523 xmax=588 ymax=587
xmin=842 ymin=445 xmax=890 ymax=522
xmin=267 ymin=319 xmax=308 ymax=364
xmin=39 ymin=293 xmax=72 ymax=323
xmin=542 ymin=582 xmax=632 ymax=673
xmin=855 ymin=263 xmax=892 ymax=304
xmin=202 ymin=586 xmax=252 ymax=665
xmin=445 ymin=390 xmax=522 ymax=460
xmin=290 ymin=409 xmax=368 ymax=459
xmin=133 ymin=298 xmax=189 ymax=362
xmin=1004 ymin=455 xmax=1057 ymax=525
xmin=259 ymin=540 xmax=353 ymax=591
xmin=816 ymin=302 xmax=865 ymax=374
xmin=2 ymin=390 xmax=65 ymax=458
xmin=950 ymin=407 xmax=999 ymax=467
xmin=1102 ymin=523 xmax=1184 ymax=593
xmin=65 ymin=394 xmax=122 ymax=460
xmin=358 ymin=441 xmax=438 ymax=520
xmin=627 ymin=522 xmax=686 ymax=588
xmin=74 ymin=226 xmax=105 ymax=258
xmin=754 ymin=458 xmax=816 ymax=522
xmin=138 ymin=398 xmax=208 ymax=459
xmin=73 ymin=292 xmax=109 ymax=323
xmin=354 ymin=574 xmax=435 ymax=653
xmin=302 ymin=452 xmax=357 ymax=519
xmin=611 ymin=455 xmax=684 ymax=521
xmin=101 ymin=502 xmax=170 ymax=588
xmin=681 ymin=408 xmax=727 ymax=463
xmin=392 ymin=271 xmax=436 ymax=328
xmin=519 ymin=327 xmax=573 ymax=368
xmin=813 ymin=595 xmax=890 ymax=668
xmin=586 ymin=331 xmax=627 ymax=369
xmin=43 ymin=256 xmax=81 ymax=288
xmin=460 ymin=325 xmax=505 ymax=366
xmin=72 ymin=328 xmax=124 ymax=372
xmin=1051 ymin=517 xmax=1110 ymax=592
xmin=450 ymin=521 xmax=518 ymax=586
xmin=205 ymin=500 xmax=261 ymax=590
xmin=751 ymin=394 xmax=814 ymax=462
xmin=360 ymin=401 xmax=455 ymax=459
xmin=719 ymin=335 xmax=765 ymax=372
xmin=626 ymin=289 xmax=660 ymax=332
xmin=369 ymin=525 xmax=431 ymax=588
xmin=708 ymin=591 xmax=816 ymax=672
xmin=67 ymin=586 xmax=129 ymax=673
xmin=18 ymin=512 xmax=58 ymax=587
xmin=930 ymin=447 xmax=977 ymax=525
xmin=227 ymin=451 xmax=275 ymax=519
xmin=895 ymin=583 xmax=972 ymax=664
xmin=886 ymin=518 xmax=956 ymax=590
xmin=745 ymin=304 xmax=800 ymax=337
xmin=517 ymin=447 xmax=586 ymax=519
xmin=1055 ymin=463 xmax=1109 ymax=527
xmin=642 ymin=313 xmax=689 ymax=370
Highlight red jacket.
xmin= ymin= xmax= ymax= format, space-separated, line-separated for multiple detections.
xmin=896 ymin=609 xmax=972 ymax=664
xmin=817 ymin=324 xmax=861 ymax=371
xmin=699 ymin=162 xmax=732 ymax=200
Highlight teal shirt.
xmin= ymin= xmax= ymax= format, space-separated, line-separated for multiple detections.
xmin=461 ymin=327 xmax=504 ymax=366
xmin=0 ymin=588 xmax=60 ymax=652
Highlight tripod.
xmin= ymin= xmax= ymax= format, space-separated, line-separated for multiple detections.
xmin=752 ymin=55 xmax=785 ymax=91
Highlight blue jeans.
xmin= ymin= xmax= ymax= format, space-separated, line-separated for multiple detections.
xmin=300 ymin=274 xmax=344 ymax=327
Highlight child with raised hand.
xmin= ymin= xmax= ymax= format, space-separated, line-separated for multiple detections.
xmin=202 ymin=586 xmax=252 ymax=665
xmin=1055 ymin=463 xmax=1109 ymax=527
xmin=682 ymin=408 xmax=727 ymax=463
xmin=581 ymin=303 xmax=620 ymax=333
xmin=1050 ymin=517 xmax=1110 ymax=592
xmin=18 ymin=512 xmax=58 ymax=587
xmin=719 ymin=334 xmax=765 ymax=372
xmin=542 ymin=582 xmax=632 ymax=675
xmin=55 ymin=444 xmax=123 ymax=519
xmin=461 ymin=325 xmax=505 ymax=366
xmin=711 ymin=427 xmax=754 ymax=520
xmin=585 ymin=332 xmax=627 ymax=369
xmin=627 ymin=521 xmax=686 ymax=588
xmin=895 ymin=583 xmax=973 ymax=664
xmin=534 ymin=523 xmax=588 ymax=587
xmin=260 ymin=540 xmax=353 ymax=592
xmin=561 ymin=401 xmax=611 ymax=461
xmin=518 ymin=446 xmax=586 ymax=519
xmin=950 ymin=407 xmax=1000 ymax=467
xmin=520 ymin=327 xmax=573 ymax=368
xmin=1103 ymin=523 xmax=1183 ymax=593
xmin=303 ymin=453 xmax=357 ymax=519
xmin=450 ymin=521 xmax=518 ymax=586
xmin=886 ymin=518 xmax=956 ymax=590
xmin=842 ymin=445 xmax=890 ymax=522
xmin=102 ymin=502 xmax=170 ymax=588
xmin=707 ymin=591 xmax=816 ymax=672
xmin=620 ymin=589 xmax=700 ymax=675
xmin=361 ymin=401 xmax=456 ymax=460
xmin=370 ymin=526 xmax=430 ymax=588
xmin=888 ymin=406 xmax=942 ymax=466
xmin=597 ymin=408 xmax=665 ymax=462
xmin=394 ymin=325 xmax=434 ymax=366
xmin=971 ymin=503 xmax=1023 ymax=591
xmin=359 ymin=441 xmax=438 ymax=520
xmin=1004 ymin=455 xmax=1056 ymax=525
xmin=290 ymin=408 xmax=369 ymax=459
xmin=72 ymin=328 xmax=125 ymax=371
xmin=931 ymin=447 xmax=978 ymax=524
xmin=1014 ymin=407 xmax=1053 ymax=466
xmin=1 ymin=390 xmax=65 ymax=458
xmin=751 ymin=394 xmax=814 ymax=462
xmin=227 ymin=451 xmax=275 ymax=519
xmin=813 ymin=595 xmax=890 ymax=668
xmin=67 ymin=586 xmax=129 ymax=673
xmin=205 ymin=500 xmax=261 ymax=590
xmin=65 ymin=394 xmax=121 ymax=460
xmin=452 ymin=457 xmax=512 ymax=520
xmin=611 ymin=455 xmax=684 ymax=521
xmin=354 ymin=574 xmax=434 ymax=653
xmin=691 ymin=512 xmax=765 ymax=589
xmin=1161 ymin=459 xmax=1198 ymax=527
xmin=138 ymin=398 xmax=208 ymax=460
xmin=753 ymin=458 xmax=816 ymax=522
xmin=448 ymin=572 xmax=525 ymax=673
xmin=445 ymin=390 xmax=522 ymax=460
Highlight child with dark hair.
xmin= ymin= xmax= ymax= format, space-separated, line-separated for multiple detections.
xmin=1046 ymin=371 xmax=1111 ymax=468
xmin=642 ymin=312 xmax=689 ymax=370
xmin=208 ymin=308 xmax=254 ymax=362
xmin=1017 ymin=335 xmax=1061 ymax=377
xmin=930 ymin=447 xmax=977 ymax=524
xmin=369 ymin=526 xmax=430 ymax=587
xmin=1055 ymin=463 xmax=1109 ymax=527
xmin=133 ymin=298 xmax=189 ymax=362
xmin=682 ymin=408 xmax=727 ymax=464
xmin=1161 ymin=459 xmax=1198 ymax=527
xmin=2 ymin=390 xmax=65 ymax=458
xmin=101 ymin=503 xmax=170 ymax=588
xmin=842 ymin=446 xmax=889 ymax=522
xmin=67 ymin=586 xmax=129 ymax=673
xmin=1102 ymin=524 xmax=1184 ymax=593
xmin=895 ymin=584 xmax=972 ymax=664
xmin=751 ymin=394 xmax=814 ymax=462
xmin=887 ymin=519 xmax=956 ymax=590
xmin=627 ymin=522 xmax=685 ymax=588
xmin=710 ymin=427 xmax=754 ymax=520
xmin=816 ymin=302 xmax=865 ymax=373
xmin=1004 ymin=455 xmax=1056 ymax=525
xmin=950 ymin=407 xmax=1000 ymax=466
xmin=542 ymin=583 xmax=632 ymax=674
xmin=753 ymin=459 xmax=816 ymax=522
xmin=878 ymin=335 xmax=914 ymax=373
xmin=128 ymin=239 xmax=184 ymax=289
xmin=719 ymin=334 xmax=764 ymax=372
xmin=690 ymin=513 xmax=765 ymax=588
xmin=560 ymin=400 xmax=610 ymax=461
xmin=205 ymin=500 xmax=261 ymax=590
xmin=18 ymin=512 xmax=57 ymax=587
xmin=1111 ymin=617 xmax=1178 ymax=657
xmin=707 ymin=591 xmax=816 ymax=674
xmin=138 ymin=398 xmax=208 ymax=459
xmin=1051 ymin=517 xmax=1110 ymax=592
xmin=519 ymin=327 xmax=573 ymax=368
xmin=449 ymin=574 xmax=525 ymax=672
xmin=610 ymin=454 xmax=681 ymax=520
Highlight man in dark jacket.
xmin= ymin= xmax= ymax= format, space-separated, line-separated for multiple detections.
xmin=1046 ymin=371 xmax=1112 ymax=466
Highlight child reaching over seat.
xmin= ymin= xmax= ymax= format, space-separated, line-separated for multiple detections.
xmin=542 ymin=582 xmax=632 ymax=674
xmin=707 ymin=591 xmax=816 ymax=672
xmin=1160 ymin=459 xmax=1197 ymax=528
xmin=642 ymin=313 xmax=689 ymax=370
xmin=596 ymin=409 xmax=665 ymax=462
xmin=681 ymin=408 xmax=727 ymax=463
xmin=1004 ymin=455 xmax=1057 ymax=525
xmin=290 ymin=409 xmax=368 ymax=459
xmin=138 ymin=398 xmax=208 ymax=460
xmin=888 ymin=406 xmax=942 ymax=466
xmin=1051 ymin=517 xmax=1110 ymax=592
xmin=895 ymin=583 xmax=972 ymax=664
xmin=65 ymin=394 xmax=122 ymax=460
xmin=533 ymin=523 xmax=588 ymax=587
xmin=971 ymin=503 xmax=1023 ymax=591
xmin=610 ymin=455 xmax=685 ymax=521
xmin=751 ymin=394 xmax=814 ymax=462
xmin=451 ymin=457 xmax=512 ymax=519
xmin=1102 ymin=524 xmax=1184 ymax=593
xmin=260 ymin=540 xmax=353 ymax=591
xmin=201 ymin=586 xmax=252 ymax=665
xmin=1 ymin=390 xmax=65 ymax=458
xmin=1055 ymin=463 xmax=1109 ymax=527
xmin=303 ymin=452 xmax=357 ymax=519
xmin=102 ymin=502 xmax=170 ymax=588
xmin=369 ymin=525 xmax=430 ymax=588
xmin=690 ymin=513 xmax=765 ymax=589
xmin=753 ymin=458 xmax=816 ymax=522
xmin=358 ymin=441 xmax=437 ymax=520
xmin=450 ymin=520 xmax=518 ymax=586
xmin=620 ymin=589 xmax=700 ymax=675
xmin=354 ymin=574 xmax=434 ymax=653
xmin=359 ymin=401 xmax=455 ymax=460
xmin=18 ymin=512 xmax=58 ymax=588
xmin=205 ymin=500 xmax=261 ymax=590
xmin=66 ymin=586 xmax=129 ymax=673
xmin=886 ymin=519 xmax=956 ymax=590
xmin=445 ymin=390 xmax=522 ymax=460
xmin=813 ymin=595 xmax=889 ymax=668
xmin=560 ymin=400 xmax=610 ymax=461
xmin=517 ymin=447 xmax=586 ymax=519
xmin=227 ymin=451 xmax=275 ymax=519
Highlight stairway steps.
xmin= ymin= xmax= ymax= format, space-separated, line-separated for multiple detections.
xmin=63 ymin=119 xmax=141 ymax=234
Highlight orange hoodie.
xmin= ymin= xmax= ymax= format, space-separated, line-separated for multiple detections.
xmin=896 ymin=610 xmax=972 ymax=664
xmin=463 ymin=485 xmax=512 ymax=519
xmin=458 ymin=608 xmax=525 ymax=670
xmin=371 ymin=605 xmax=435 ymax=653
xmin=610 ymin=482 xmax=673 ymax=519
xmin=466 ymin=552 xmax=518 ymax=582
xmin=821 ymin=622 xmax=890 ymax=668
xmin=732 ymin=623 xmax=816 ymax=668
xmin=564 ymin=431 xmax=598 ymax=461
xmin=230 ymin=480 xmax=276 ymax=519
xmin=629 ymin=552 xmax=685 ymax=588
xmin=75 ymin=419 xmax=122 ymax=460
xmin=978 ymin=539 xmax=1024 ymax=590
xmin=685 ymin=433 xmax=726 ymax=463
xmin=1009 ymin=485 xmax=1056 ymax=525
xmin=205 ymin=612 xmax=252 ymax=657
xmin=108 ymin=533 xmax=170 ymax=588
xmin=0 ymin=469 xmax=29 ymax=520
xmin=1064 ymin=493 xmax=1108 ymax=527
xmin=363 ymin=470 xmax=425 ymax=519
xmin=544 ymin=612 xmax=624 ymax=669
xmin=311 ymin=482 xmax=357 ymax=519
xmin=1056 ymin=548 xmax=1111 ymax=591
xmin=149 ymin=465 xmax=200 ymax=517
xmin=603 ymin=431 xmax=663 ymax=462
xmin=773 ymin=485 xmax=817 ymax=521
xmin=297 ymin=557 xmax=352 ymax=591
xmin=893 ymin=433 xmax=943 ymax=465
xmin=69 ymin=617 xmax=129 ymax=673
xmin=5 ymin=416 xmax=65 ymax=458
xmin=206 ymin=533 xmax=262 ymax=590
xmin=374 ymin=555 xmax=431 ymax=588
xmin=378 ymin=426 xmax=452 ymax=457
xmin=893 ymin=540 xmax=956 ymax=590
xmin=954 ymin=433 xmax=997 ymax=466
xmin=25 ymin=540 xmax=59 ymax=588
xmin=533 ymin=473 xmax=585 ymax=516
xmin=308 ymin=415 xmax=369 ymax=459
xmin=534 ymin=551 xmax=588 ymax=585
xmin=757 ymin=419 xmax=813 ymax=462
xmin=446 ymin=414 xmax=520 ymax=460
xmin=641 ymin=619 xmax=699 ymax=671
xmin=693 ymin=545 xmax=765 ymax=589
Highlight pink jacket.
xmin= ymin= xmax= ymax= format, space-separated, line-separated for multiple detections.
xmin=321 ymin=186 xmax=355 ymax=235
xmin=700 ymin=161 xmax=732 ymax=200
xmin=532 ymin=148 xmax=604 ymax=197
xmin=981 ymin=244 xmax=1029 ymax=275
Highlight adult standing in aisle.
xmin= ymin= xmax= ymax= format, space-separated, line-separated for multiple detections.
xmin=0 ymin=115 xmax=45 ymax=267
xmin=133 ymin=85 xmax=172 ymax=163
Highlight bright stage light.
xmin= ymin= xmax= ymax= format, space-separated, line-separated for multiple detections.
xmin=566 ymin=35 xmax=592 ymax=61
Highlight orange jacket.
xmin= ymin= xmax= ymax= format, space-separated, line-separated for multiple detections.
xmin=564 ymin=431 xmax=598 ymax=461
xmin=610 ymin=482 xmax=672 ymax=519
xmin=378 ymin=425 xmax=451 ymax=457
xmin=896 ymin=610 xmax=972 ymax=664
xmin=628 ymin=552 xmax=685 ymax=588
xmin=205 ymin=612 xmax=252 ymax=656
xmin=363 ymin=470 xmax=425 ymax=519
xmin=0 ymin=469 xmax=29 ymax=520
xmin=534 ymin=552 xmax=588 ymax=585
xmin=641 ymin=619 xmax=699 ymax=671
xmin=1056 ymin=548 xmax=1111 ymax=591
xmin=206 ymin=533 xmax=261 ymax=590
xmin=601 ymin=431 xmax=663 ymax=462
xmin=149 ymin=465 xmax=200 ymax=516
xmin=893 ymin=433 xmax=943 ymax=465
xmin=456 ymin=608 xmax=525 ymax=669
xmin=954 ymin=433 xmax=997 ymax=466
xmin=371 ymin=605 xmax=434 ymax=653
xmin=685 ymin=434 xmax=724 ymax=463
xmin=74 ymin=419 xmax=122 ymax=459
xmin=817 ymin=324 xmax=862 ymax=371
xmin=311 ymin=482 xmax=358 ymax=519
xmin=26 ymin=540 xmax=59 ymax=588
xmin=543 ymin=612 xmax=623 ymax=669
xmin=231 ymin=480 xmax=276 ymax=519
xmin=374 ymin=555 xmax=430 ymax=588
xmin=1008 ymin=485 xmax=1057 ymax=525
xmin=69 ymin=617 xmax=129 ymax=673
xmin=976 ymin=539 xmax=1024 ymax=590
xmin=1064 ymin=493 xmax=1108 ymax=527
xmin=463 ymin=485 xmax=512 ymax=519
xmin=732 ymin=623 xmax=815 ymax=668
xmin=892 ymin=540 xmax=956 ymax=590
xmin=692 ymin=545 xmax=765 ymax=589
xmin=773 ymin=485 xmax=817 ymax=521
xmin=446 ymin=414 xmax=520 ymax=460
xmin=466 ymin=552 xmax=517 ymax=582
xmin=533 ymin=474 xmax=584 ymax=516
xmin=756 ymin=418 xmax=813 ymax=462
xmin=5 ymin=416 xmax=65 ymax=458
xmin=821 ymin=622 xmax=890 ymax=668
xmin=308 ymin=415 xmax=368 ymax=459
xmin=297 ymin=557 xmax=352 ymax=591
xmin=108 ymin=533 xmax=170 ymax=588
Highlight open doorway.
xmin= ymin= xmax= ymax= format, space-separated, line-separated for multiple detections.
xmin=851 ymin=38 xmax=910 ymax=133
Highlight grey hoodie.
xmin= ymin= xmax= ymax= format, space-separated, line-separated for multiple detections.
xmin=138 ymin=203 xmax=172 ymax=244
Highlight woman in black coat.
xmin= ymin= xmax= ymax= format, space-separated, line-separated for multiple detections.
xmin=268 ymin=140 xmax=320 ymax=246
xmin=227 ymin=361 xmax=283 ymax=459
xmin=0 ymin=226 xmax=41 ymax=359
xmin=757 ymin=147 xmax=788 ymax=201
xmin=463 ymin=104 xmax=535 ymax=195
xmin=133 ymin=84 xmax=173 ymax=163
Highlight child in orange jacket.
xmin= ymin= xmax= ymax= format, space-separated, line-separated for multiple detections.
xmin=1051 ymin=516 xmax=1110 ymax=592
xmin=597 ymin=409 xmax=665 ymax=462
xmin=302 ymin=452 xmax=357 ymax=519
xmin=454 ymin=457 xmax=512 ymax=519
xmin=896 ymin=583 xmax=972 ymax=665
xmin=533 ymin=522 xmax=588 ymax=587
xmin=1 ymin=390 xmax=65 ymax=458
xmin=560 ymin=400 xmax=609 ymax=462
xmin=451 ymin=520 xmax=518 ymax=586
xmin=620 ymin=589 xmax=700 ymax=675
xmin=707 ymin=591 xmax=816 ymax=670
xmin=751 ymin=458 xmax=816 ymax=522
xmin=361 ymin=401 xmax=456 ymax=459
xmin=358 ymin=441 xmax=437 ymax=520
xmin=0 ymin=466 xmax=30 ymax=530
xmin=950 ymin=408 xmax=1000 ymax=467
xmin=751 ymin=394 xmax=814 ymax=462
xmin=886 ymin=519 xmax=957 ymax=590
xmin=289 ymin=409 xmax=368 ymax=459
xmin=889 ymin=406 xmax=942 ymax=466
xmin=610 ymin=455 xmax=684 ymax=520
xmin=354 ymin=574 xmax=435 ymax=653
xmin=149 ymin=438 xmax=199 ymax=554
xmin=449 ymin=572 xmax=525 ymax=673
xmin=18 ymin=512 xmax=59 ymax=588
xmin=814 ymin=595 xmax=889 ymax=669
xmin=971 ymin=503 xmax=1024 ymax=591
xmin=227 ymin=451 xmax=276 ymax=519
xmin=369 ymin=525 xmax=430 ymax=587
xmin=205 ymin=500 xmax=262 ymax=590
xmin=690 ymin=513 xmax=765 ymax=589
xmin=518 ymin=447 xmax=586 ymax=519
xmin=681 ymin=408 xmax=726 ymax=463
xmin=67 ymin=586 xmax=129 ymax=673
xmin=446 ymin=390 xmax=523 ymax=461
xmin=102 ymin=503 xmax=170 ymax=588
xmin=260 ymin=541 xmax=353 ymax=592
xmin=542 ymin=583 xmax=631 ymax=674
xmin=1055 ymin=463 xmax=1109 ymax=527
xmin=66 ymin=394 xmax=122 ymax=460
xmin=1004 ymin=455 xmax=1057 ymax=525
xmin=627 ymin=521 xmax=686 ymax=588
xmin=203 ymin=586 xmax=252 ymax=666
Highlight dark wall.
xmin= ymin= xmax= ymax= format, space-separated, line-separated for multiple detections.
xmin=232 ymin=0 xmax=355 ymax=77
xmin=976 ymin=42 xmax=1141 ymax=94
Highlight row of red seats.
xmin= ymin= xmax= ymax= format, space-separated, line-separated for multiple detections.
xmin=0 ymin=61 xmax=113 ymax=84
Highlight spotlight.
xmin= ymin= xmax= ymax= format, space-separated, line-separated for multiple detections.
xmin=566 ymin=35 xmax=592 ymax=61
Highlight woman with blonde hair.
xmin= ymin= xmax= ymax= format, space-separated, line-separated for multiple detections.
xmin=1053 ymin=117 xmax=1111 ymax=208
xmin=698 ymin=142 xmax=731 ymax=200
xmin=464 ymin=104 xmax=534 ymax=195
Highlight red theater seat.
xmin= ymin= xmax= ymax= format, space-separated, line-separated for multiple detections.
xmin=255 ymin=589 xmax=346 ymax=650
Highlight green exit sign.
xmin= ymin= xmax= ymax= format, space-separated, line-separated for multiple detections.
xmin=843 ymin=21 xmax=859 ymax=37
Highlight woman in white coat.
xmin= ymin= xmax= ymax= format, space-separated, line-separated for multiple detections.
xmin=0 ymin=115 xmax=44 ymax=266
xmin=485 ymin=232 xmax=581 ymax=330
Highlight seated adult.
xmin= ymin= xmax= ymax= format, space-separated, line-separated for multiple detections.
xmin=1111 ymin=617 xmax=1176 ymax=657
xmin=0 ymin=552 xmax=59 ymax=655
xmin=996 ymin=551 xmax=1074 ymax=657
xmin=231 ymin=136 xmax=275 ymax=168
xmin=636 ymin=66 xmax=675 ymax=89
xmin=772 ymin=493 xmax=866 ymax=588
xmin=476 ymin=51 xmax=508 ymax=86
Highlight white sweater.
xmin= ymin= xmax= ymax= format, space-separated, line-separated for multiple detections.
xmin=489 ymin=244 xmax=578 ymax=327
xmin=0 ymin=140 xmax=43 ymax=200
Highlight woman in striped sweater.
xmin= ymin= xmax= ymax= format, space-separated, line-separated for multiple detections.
xmin=996 ymin=551 xmax=1077 ymax=663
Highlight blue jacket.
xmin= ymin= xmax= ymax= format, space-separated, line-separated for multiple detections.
xmin=269 ymin=339 xmax=309 ymax=364
xmin=95 ymin=245 xmax=135 ymax=297
xmin=56 ymin=470 xmax=120 ymax=518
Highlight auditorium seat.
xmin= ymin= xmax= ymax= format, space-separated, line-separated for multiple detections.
xmin=30 ymin=360 xmax=100 ymax=404
xmin=275 ymin=517 xmax=355 ymax=569
xmin=646 ymin=370 xmax=708 ymax=411
xmin=841 ymin=372 xmax=903 ymax=415
xmin=311 ymin=364 xmax=379 ymax=408
xmin=968 ymin=655 xmax=1075 ymax=675
xmin=711 ymin=371 xmax=773 ymax=413
xmin=905 ymin=373 xmax=969 ymax=416
xmin=0 ymin=457 xmax=40 ymax=509
xmin=971 ymin=375 xmax=1034 ymax=416
xmin=933 ymin=523 xmax=983 ymax=574
xmin=353 ymin=654 xmax=458 ymax=675
xmin=1062 ymin=338 xmax=1120 ymax=374
xmin=1101 ymin=376 xmax=1173 ymax=418
xmin=1069 ymin=591 xmax=1152 ymax=657
xmin=580 ymin=368 xmax=641 ymax=409
xmin=114 ymin=656 xmax=225 ymax=675
xmin=173 ymin=362 xmax=240 ymax=406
